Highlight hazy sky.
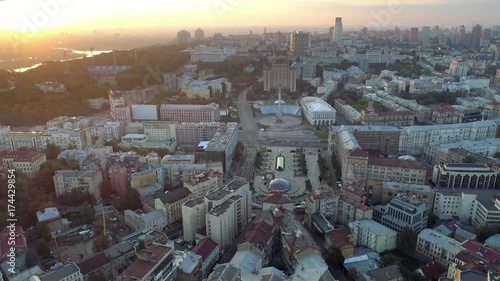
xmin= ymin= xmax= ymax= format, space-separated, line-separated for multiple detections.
xmin=0 ymin=0 xmax=499 ymax=33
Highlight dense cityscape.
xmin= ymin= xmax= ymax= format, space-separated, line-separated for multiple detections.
xmin=1 ymin=2 xmax=500 ymax=281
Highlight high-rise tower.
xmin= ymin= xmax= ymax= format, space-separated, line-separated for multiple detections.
xmin=334 ymin=17 xmax=343 ymax=43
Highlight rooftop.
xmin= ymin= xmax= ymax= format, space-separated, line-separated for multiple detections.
xmin=184 ymin=196 xmax=205 ymax=208
xmin=263 ymin=192 xmax=293 ymax=205
xmin=368 ymin=265 xmax=403 ymax=281
xmin=382 ymin=182 xmax=434 ymax=193
xmin=157 ymin=188 xmax=191 ymax=204
xmin=208 ymin=263 xmax=241 ymax=281
xmin=0 ymin=151 xmax=45 ymax=162
xmin=178 ymin=251 xmax=202 ymax=274
xmin=441 ymin=163 xmax=492 ymax=172
xmin=311 ymin=213 xmax=335 ymax=234
xmin=39 ymin=262 xmax=80 ymax=281
xmin=348 ymin=220 xmax=397 ymax=237
xmin=192 ymin=237 xmax=219 ymax=262
xmin=36 ymin=207 xmax=61 ymax=222
xmin=76 ymin=252 xmax=110 ymax=275
xmin=369 ymin=158 xmax=427 ymax=170
xmin=418 ymin=229 xmax=464 ymax=255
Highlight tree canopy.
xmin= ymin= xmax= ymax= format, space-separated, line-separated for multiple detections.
xmin=397 ymin=226 xmax=418 ymax=255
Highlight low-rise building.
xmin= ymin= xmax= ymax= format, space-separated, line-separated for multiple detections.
xmin=77 ymin=252 xmax=112 ymax=281
xmin=416 ymin=228 xmax=464 ymax=266
xmin=300 ymin=96 xmax=337 ymax=126
xmin=116 ymin=244 xmax=175 ymax=281
xmin=103 ymin=241 xmax=136 ymax=279
xmin=0 ymin=151 xmax=46 ymax=179
xmin=53 ymin=170 xmax=103 ymax=200
xmin=348 ymin=220 xmax=398 ymax=253
xmin=130 ymin=169 xmax=157 ymax=189
xmin=36 ymin=207 xmax=69 ymax=234
xmin=447 ymin=240 xmax=500 ymax=280
xmin=177 ymin=251 xmax=202 ymax=281
xmin=124 ymin=209 xmax=166 ymax=231
xmin=33 ymin=262 xmax=83 ymax=281
xmin=207 ymin=264 xmax=241 ymax=281
xmin=191 ymin=238 xmax=219 ymax=279
xmin=368 ymin=181 xmax=435 ymax=209
xmin=183 ymin=172 xmax=222 ymax=198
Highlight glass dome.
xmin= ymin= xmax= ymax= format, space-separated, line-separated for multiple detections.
xmin=268 ymin=178 xmax=292 ymax=192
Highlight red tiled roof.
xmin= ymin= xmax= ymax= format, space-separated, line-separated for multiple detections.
xmin=350 ymin=148 xmax=369 ymax=158
xmin=263 ymin=193 xmax=293 ymax=205
xmin=1 ymin=151 xmax=45 ymax=162
xmin=77 ymin=252 xmax=111 ymax=275
xmin=241 ymin=221 xmax=274 ymax=248
xmin=369 ymin=157 xmax=427 ymax=170
xmin=327 ymin=227 xmax=352 ymax=249
xmin=0 ymin=225 xmax=27 ymax=258
xmin=461 ymin=241 xmax=500 ymax=262
xmin=418 ymin=261 xmax=446 ymax=281
xmin=192 ymin=238 xmax=219 ymax=262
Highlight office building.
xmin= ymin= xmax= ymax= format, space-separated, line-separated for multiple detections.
xmin=409 ymin=27 xmax=419 ymax=42
xmin=194 ymin=28 xmax=205 ymax=41
xmin=175 ymin=122 xmax=222 ymax=146
xmin=53 ymin=170 xmax=103 ymax=200
xmin=469 ymin=24 xmax=482 ymax=49
xmin=373 ymin=195 xmax=430 ymax=233
xmin=160 ymin=103 xmax=220 ymax=123
xmin=5 ymin=131 xmax=43 ymax=152
xmin=0 ymin=151 xmax=46 ymax=179
xmin=348 ymin=220 xmax=398 ymax=253
xmin=142 ymin=121 xmax=176 ymax=141
xmin=205 ymin=122 xmax=240 ymax=172
xmin=361 ymin=107 xmax=415 ymax=127
xmin=432 ymin=164 xmax=497 ymax=189
xmin=289 ymin=31 xmax=310 ymax=56
xmin=177 ymin=29 xmax=191 ymax=43
xmin=334 ymin=17 xmax=343 ymax=43
xmin=189 ymin=45 xmax=236 ymax=63
xmin=263 ymin=57 xmax=297 ymax=92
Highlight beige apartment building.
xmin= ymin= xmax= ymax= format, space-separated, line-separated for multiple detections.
xmin=154 ymin=187 xmax=192 ymax=225
xmin=53 ymin=170 xmax=103 ymax=200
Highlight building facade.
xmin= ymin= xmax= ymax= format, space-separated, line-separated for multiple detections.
xmin=159 ymin=103 xmax=220 ymax=123
xmin=348 ymin=220 xmax=397 ymax=253
xmin=432 ymin=163 xmax=497 ymax=189
xmin=0 ymin=151 xmax=46 ymax=179
xmin=53 ymin=170 xmax=103 ymax=200
xmin=373 ymin=195 xmax=430 ymax=233
xmin=416 ymin=228 xmax=464 ymax=266
xmin=263 ymin=57 xmax=297 ymax=92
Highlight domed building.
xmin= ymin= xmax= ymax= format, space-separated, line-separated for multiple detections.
xmin=268 ymin=178 xmax=292 ymax=193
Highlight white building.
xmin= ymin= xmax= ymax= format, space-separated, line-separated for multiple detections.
xmin=300 ymin=97 xmax=337 ymax=126
xmin=53 ymin=170 xmax=103 ymax=200
xmin=373 ymin=195 xmax=430 ymax=234
xmin=409 ymin=78 xmax=443 ymax=94
xmin=179 ymin=78 xmax=231 ymax=99
xmin=416 ymin=228 xmax=464 ymax=266
xmin=460 ymin=76 xmax=491 ymax=90
xmin=41 ymin=130 xmax=86 ymax=150
xmin=0 ymin=151 xmax=46 ymax=179
xmin=432 ymin=163 xmax=497 ymax=189
xmin=400 ymin=120 xmax=498 ymax=156
xmin=432 ymin=190 xmax=477 ymax=220
xmin=334 ymin=17 xmax=343 ymax=43
xmin=348 ymin=220 xmax=397 ymax=253
xmin=189 ymin=45 xmax=236 ymax=62
xmin=143 ymin=121 xmax=177 ymax=141
xmin=205 ymin=178 xmax=252 ymax=248
xmin=182 ymin=197 xmax=206 ymax=243
xmin=102 ymin=121 xmax=125 ymax=141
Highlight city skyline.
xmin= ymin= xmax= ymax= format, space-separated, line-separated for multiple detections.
xmin=0 ymin=0 xmax=499 ymax=35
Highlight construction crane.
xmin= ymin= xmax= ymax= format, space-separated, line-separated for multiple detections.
xmin=51 ymin=234 xmax=61 ymax=262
